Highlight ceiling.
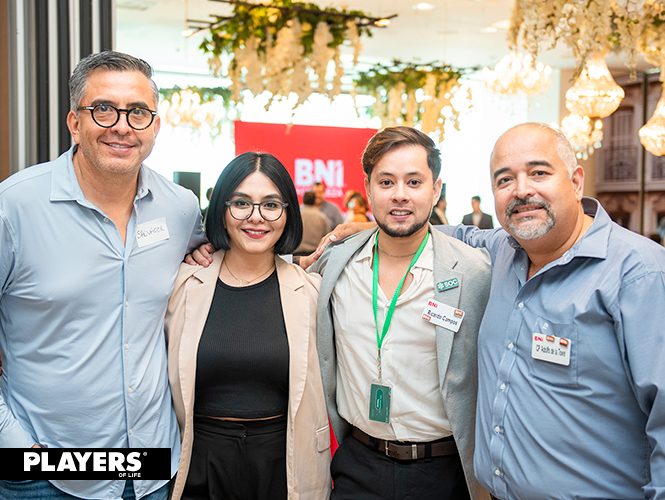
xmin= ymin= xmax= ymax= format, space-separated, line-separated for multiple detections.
xmin=115 ymin=0 xmax=582 ymax=81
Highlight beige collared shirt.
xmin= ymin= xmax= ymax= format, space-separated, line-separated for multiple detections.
xmin=331 ymin=233 xmax=452 ymax=442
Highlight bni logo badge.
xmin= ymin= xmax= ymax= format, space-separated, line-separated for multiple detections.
xmin=294 ymin=158 xmax=345 ymax=198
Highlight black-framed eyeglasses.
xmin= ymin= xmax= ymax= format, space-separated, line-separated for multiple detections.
xmin=225 ymin=199 xmax=288 ymax=222
xmin=78 ymin=104 xmax=158 ymax=130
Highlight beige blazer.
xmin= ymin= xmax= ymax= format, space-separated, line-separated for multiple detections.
xmin=165 ymin=251 xmax=332 ymax=500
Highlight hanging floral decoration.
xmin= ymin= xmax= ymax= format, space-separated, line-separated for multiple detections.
xmin=509 ymin=0 xmax=665 ymax=76
xmin=158 ymin=86 xmax=232 ymax=136
xmin=193 ymin=0 xmax=395 ymax=109
xmin=353 ymin=61 xmax=473 ymax=140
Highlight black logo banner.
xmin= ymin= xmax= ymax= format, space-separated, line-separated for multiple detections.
xmin=2 ymin=448 xmax=171 ymax=480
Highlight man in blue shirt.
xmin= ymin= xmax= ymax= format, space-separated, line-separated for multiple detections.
xmin=443 ymin=123 xmax=665 ymax=499
xmin=0 ymin=52 xmax=205 ymax=499
xmin=318 ymin=122 xmax=665 ymax=499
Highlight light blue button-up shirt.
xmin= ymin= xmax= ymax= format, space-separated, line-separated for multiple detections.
xmin=0 ymin=147 xmax=205 ymax=499
xmin=440 ymin=198 xmax=665 ymax=500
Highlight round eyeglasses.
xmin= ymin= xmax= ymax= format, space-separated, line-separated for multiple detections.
xmin=225 ymin=199 xmax=288 ymax=222
xmin=78 ymin=104 xmax=158 ymax=130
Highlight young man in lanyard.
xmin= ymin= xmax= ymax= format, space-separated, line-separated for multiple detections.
xmin=309 ymin=126 xmax=492 ymax=500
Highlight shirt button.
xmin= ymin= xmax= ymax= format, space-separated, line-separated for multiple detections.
xmin=494 ymin=425 xmax=501 ymax=433
xmin=508 ymin=342 xmax=514 ymax=350
xmin=103 ymin=217 xmax=109 ymax=222
xmin=518 ymin=302 xmax=524 ymax=308
xmin=394 ymin=417 xmax=400 ymax=423
xmin=129 ymin=429 xmax=133 ymax=435
xmin=125 ymin=301 xmax=129 ymax=307
xmin=125 ymin=343 xmax=129 ymax=350
xmin=500 ymin=383 xmax=506 ymax=391
xmin=128 ymin=387 xmax=133 ymax=393
xmin=494 ymin=468 xmax=501 ymax=476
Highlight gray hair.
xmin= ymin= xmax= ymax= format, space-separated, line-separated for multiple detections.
xmin=491 ymin=122 xmax=577 ymax=179
xmin=69 ymin=51 xmax=159 ymax=111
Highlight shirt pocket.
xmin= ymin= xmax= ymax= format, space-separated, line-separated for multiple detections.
xmin=316 ymin=424 xmax=331 ymax=453
xmin=527 ymin=316 xmax=579 ymax=388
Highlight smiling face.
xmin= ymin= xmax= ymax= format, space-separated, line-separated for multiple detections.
xmin=491 ymin=125 xmax=584 ymax=246
xmin=67 ymin=69 xmax=160 ymax=178
xmin=224 ymin=171 xmax=287 ymax=258
xmin=365 ymin=145 xmax=441 ymax=240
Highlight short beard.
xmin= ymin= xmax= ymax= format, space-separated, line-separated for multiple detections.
xmin=504 ymin=197 xmax=556 ymax=240
xmin=382 ymin=213 xmax=432 ymax=238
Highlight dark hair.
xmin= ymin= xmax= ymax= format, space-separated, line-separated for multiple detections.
xmin=472 ymin=195 xmax=481 ymax=203
xmin=206 ymin=152 xmax=303 ymax=254
xmin=349 ymin=193 xmax=368 ymax=210
xmin=69 ymin=51 xmax=158 ymax=111
xmin=362 ymin=126 xmax=441 ymax=180
xmin=303 ymin=191 xmax=316 ymax=205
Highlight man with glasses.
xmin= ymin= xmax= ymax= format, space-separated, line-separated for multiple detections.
xmin=0 ymin=51 xmax=204 ymax=500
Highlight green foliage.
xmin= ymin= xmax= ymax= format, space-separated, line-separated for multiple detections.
xmin=199 ymin=0 xmax=374 ymax=58
xmin=159 ymin=85 xmax=232 ymax=106
xmin=354 ymin=60 xmax=469 ymax=95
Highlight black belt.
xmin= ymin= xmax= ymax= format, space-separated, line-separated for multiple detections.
xmin=351 ymin=426 xmax=458 ymax=461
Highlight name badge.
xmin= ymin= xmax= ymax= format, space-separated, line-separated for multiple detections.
xmin=421 ymin=299 xmax=465 ymax=333
xmin=531 ymin=332 xmax=571 ymax=366
xmin=136 ymin=217 xmax=170 ymax=248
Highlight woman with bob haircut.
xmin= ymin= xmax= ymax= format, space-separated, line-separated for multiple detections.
xmin=165 ymin=152 xmax=331 ymax=500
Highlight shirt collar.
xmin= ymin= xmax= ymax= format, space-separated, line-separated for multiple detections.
xmin=355 ymin=228 xmax=434 ymax=272
xmin=50 ymin=145 xmax=153 ymax=203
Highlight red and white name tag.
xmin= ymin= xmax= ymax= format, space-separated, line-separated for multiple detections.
xmin=421 ymin=299 xmax=465 ymax=333
xmin=531 ymin=332 xmax=571 ymax=366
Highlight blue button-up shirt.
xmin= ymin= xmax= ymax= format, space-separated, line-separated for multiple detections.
xmin=441 ymin=198 xmax=665 ymax=500
xmin=0 ymin=147 xmax=205 ymax=499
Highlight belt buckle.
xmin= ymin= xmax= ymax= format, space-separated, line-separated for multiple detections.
xmin=384 ymin=440 xmax=390 ymax=457
xmin=412 ymin=443 xmax=418 ymax=460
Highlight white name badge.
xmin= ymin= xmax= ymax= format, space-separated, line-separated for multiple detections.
xmin=136 ymin=217 xmax=170 ymax=248
xmin=531 ymin=333 xmax=571 ymax=366
xmin=421 ymin=299 xmax=465 ymax=333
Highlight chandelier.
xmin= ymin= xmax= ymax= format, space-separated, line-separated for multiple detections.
xmin=483 ymin=50 xmax=552 ymax=96
xmin=639 ymin=83 xmax=665 ymax=155
xmin=565 ymin=52 xmax=625 ymax=120
xmin=557 ymin=114 xmax=604 ymax=160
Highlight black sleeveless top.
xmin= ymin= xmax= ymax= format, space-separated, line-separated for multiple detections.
xmin=193 ymin=270 xmax=290 ymax=419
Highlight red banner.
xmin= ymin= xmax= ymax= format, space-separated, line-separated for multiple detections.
xmin=234 ymin=121 xmax=378 ymax=211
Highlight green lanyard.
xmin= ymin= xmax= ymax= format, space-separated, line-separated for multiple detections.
xmin=372 ymin=230 xmax=429 ymax=380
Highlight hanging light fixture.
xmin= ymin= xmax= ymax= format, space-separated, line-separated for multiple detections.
xmin=639 ymin=82 xmax=665 ymax=156
xmin=557 ymin=114 xmax=604 ymax=160
xmin=565 ymin=52 xmax=625 ymax=120
xmin=483 ymin=50 xmax=552 ymax=96
xmin=159 ymin=89 xmax=217 ymax=130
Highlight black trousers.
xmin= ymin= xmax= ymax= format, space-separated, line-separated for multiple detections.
xmin=331 ymin=434 xmax=471 ymax=500
xmin=182 ymin=415 xmax=287 ymax=500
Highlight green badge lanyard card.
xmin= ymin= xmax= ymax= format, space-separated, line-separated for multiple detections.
xmin=369 ymin=230 xmax=429 ymax=423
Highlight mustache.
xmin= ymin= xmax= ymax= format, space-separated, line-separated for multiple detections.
xmin=505 ymin=197 xmax=552 ymax=218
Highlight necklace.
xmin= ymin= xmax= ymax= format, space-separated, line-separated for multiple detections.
xmin=377 ymin=243 xmax=417 ymax=259
xmin=223 ymin=259 xmax=274 ymax=286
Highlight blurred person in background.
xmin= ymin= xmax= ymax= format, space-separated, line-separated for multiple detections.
xmin=313 ymin=181 xmax=343 ymax=230
xmin=462 ymin=196 xmax=493 ymax=229
xmin=346 ymin=193 xmax=370 ymax=223
xmin=295 ymin=190 xmax=330 ymax=256
xmin=429 ymin=192 xmax=448 ymax=225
